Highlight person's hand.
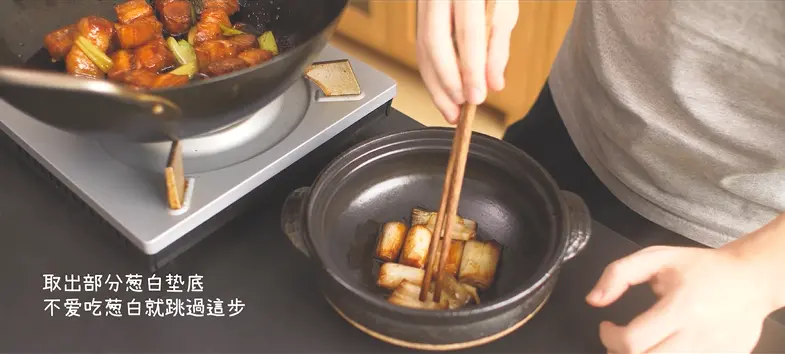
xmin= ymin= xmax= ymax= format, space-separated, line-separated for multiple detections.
xmin=587 ymin=243 xmax=782 ymax=353
xmin=416 ymin=0 xmax=519 ymax=124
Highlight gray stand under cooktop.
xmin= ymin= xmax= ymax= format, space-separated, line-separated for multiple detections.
xmin=0 ymin=45 xmax=397 ymax=255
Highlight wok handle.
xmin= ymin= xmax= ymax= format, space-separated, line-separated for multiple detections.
xmin=560 ymin=191 xmax=592 ymax=262
xmin=0 ymin=67 xmax=181 ymax=118
xmin=281 ymin=186 xmax=313 ymax=258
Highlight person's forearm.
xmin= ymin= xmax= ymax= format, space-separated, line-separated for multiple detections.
xmin=728 ymin=213 xmax=785 ymax=312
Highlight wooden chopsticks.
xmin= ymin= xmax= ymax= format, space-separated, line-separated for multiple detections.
xmin=420 ymin=0 xmax=497 ymax=303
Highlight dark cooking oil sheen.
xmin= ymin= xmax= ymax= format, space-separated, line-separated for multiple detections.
xmin=23 ymin=47 xmax=64 ymax=71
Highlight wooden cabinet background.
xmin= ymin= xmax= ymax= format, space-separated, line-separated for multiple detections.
xmin=336 ymin=0 xmax=576 ymax=127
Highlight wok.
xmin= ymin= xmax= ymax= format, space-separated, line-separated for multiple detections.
xmin=0 ymin=0 xmax=348 ymax=142
xmin=281 ymin=128 xmax=592 ymax=350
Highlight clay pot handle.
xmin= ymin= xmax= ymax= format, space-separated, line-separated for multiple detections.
xmin=281 ymin=186 xmax=313 ymax=257
xmin=560 ymin=191 xmax=592 ymax=262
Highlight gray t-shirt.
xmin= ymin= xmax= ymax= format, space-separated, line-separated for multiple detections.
xmin=549 ymin=1 xmax=785 ymax=248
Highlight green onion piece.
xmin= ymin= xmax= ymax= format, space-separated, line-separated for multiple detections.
xmin=178 ymin=40 xmax=197 ymax=66
xmin=190 ymin=5 xmax=197 ymax=26
xmin=258 ymin=31 xmax=278 ymax=55
xmin=187 ymin=27 xmax=197 ymax=45
xmin=74 ymin=36 xmax=113 ymax=73
xmin=171 ymin=62 xmax=198 ymax=78
xmin=187 ymin=0 xmax=203 ymax=15
xmin=220 ymin=24 xmax=245 ymax=36
xmin=167 ymin=37 xmax=196 ymax=65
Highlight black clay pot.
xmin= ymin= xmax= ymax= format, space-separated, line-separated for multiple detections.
xmin=280 ymin=128 xmax=592 ymax=351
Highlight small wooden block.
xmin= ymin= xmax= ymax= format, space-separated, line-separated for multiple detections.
xmin=305 ymin=59 xmax=362 ymax=97
xmin=164 ymin=140 xmax=187 ymax=210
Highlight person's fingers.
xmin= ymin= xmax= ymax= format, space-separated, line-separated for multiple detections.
xmin=454 ymin=0 xmax=488 ymax=104
xmin=486 ymin=0 xmax=518 ymax=92
xmin=417 ymin=0 xmax=464 ymax=106
xmin=419 ymin=58 xmax=460 ymax=123
xmin=599 ymin=322 xmax=627 ymax=354
xmin=600 ymin=295 xmax=683 ymax=354
xmin=587 ymin=246 xmax=676 ymax=307
xmin=415 ymin=0 xmax=461 ymax=122
xmin=646 ymin=331 xmax=691 ymax=354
